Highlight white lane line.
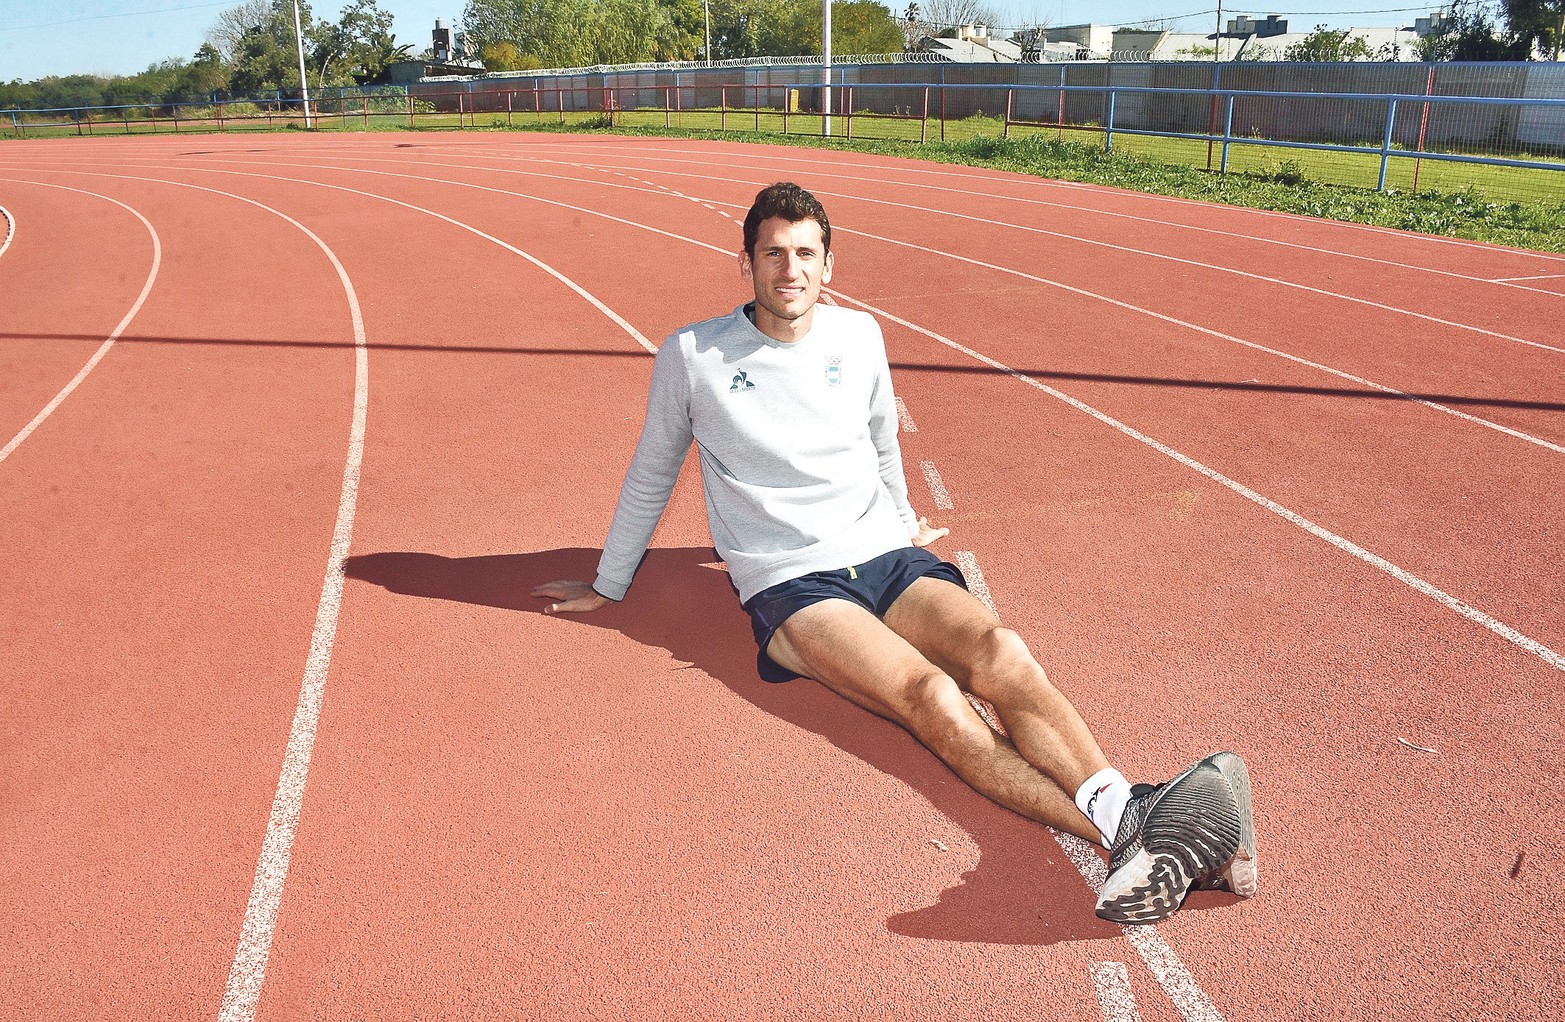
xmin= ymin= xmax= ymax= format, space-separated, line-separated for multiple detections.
xmin=920 ymin=459 xmax=955 ymax=510
xmin=895 ymin=396 xmax=918 ymax=432
xmin=1092 ymin=961 xmax=1145 ymax=1022
xmin=956 ymin=550 xmax=1225 ymax=1022
xmin=0 ymin=181 xmax=160 ymax=466
xmin=1491 ymin=273 xmax=1565 ymax=282
xmin=1123 ymin=928 xmax=1225 ymax=1022
xmin=447 ymin=144 xmax=1565 ymax=300
xmin=210 ymin=153 xmax=1565 ymax=453
xmin=90 ymin=158 xmax=1564 ymax=671
xmin=846 ymin=295 xmax=1565 ymax=675
xmin=0 ymin=202 xmax=15 ymax=259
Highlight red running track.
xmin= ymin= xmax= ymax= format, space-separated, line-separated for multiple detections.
xmin=1 ymin=133 xmax=1561 ymax=1022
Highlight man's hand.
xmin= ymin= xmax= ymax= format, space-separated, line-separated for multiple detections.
xmin=531 ymin=580 xmax=613 ymax=615
xmin=911 ymin=516 xmax=949 ymax=548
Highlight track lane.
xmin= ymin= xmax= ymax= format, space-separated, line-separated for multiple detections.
xmin=0 ymin=171 xmax=361 ymax=1020
xmin=0 ymin=181 xmax=159 ymax=454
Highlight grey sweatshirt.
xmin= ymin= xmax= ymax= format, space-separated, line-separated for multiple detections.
xmin=593 ymin=303 xmax=920 ymax=604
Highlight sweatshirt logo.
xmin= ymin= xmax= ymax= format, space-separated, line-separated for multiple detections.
xmin=825 ymin=356 xmax=842 ymax=386
xmin=730 ymin=370 xmax=755 ymax=393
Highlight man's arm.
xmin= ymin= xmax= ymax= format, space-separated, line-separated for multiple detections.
xmin=532 ymin=337 xmax=694 ymax=613
xmin=866 ymin=320 xmax=948 ymax=548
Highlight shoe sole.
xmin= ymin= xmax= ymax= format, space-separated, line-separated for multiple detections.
xmin=1198 ymin=751 xmax=1258 ymax=898
xmin=1095 ymin=752 xmax=1250 ymax=925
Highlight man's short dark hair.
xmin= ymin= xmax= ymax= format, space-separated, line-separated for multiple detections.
xmin=742 ymin=182 xmax=831 ymax=257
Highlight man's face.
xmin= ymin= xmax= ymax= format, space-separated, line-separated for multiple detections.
xmin=740 ymin=216 xmax=834 ymax=329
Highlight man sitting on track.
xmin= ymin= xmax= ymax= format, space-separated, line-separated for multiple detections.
xmin=533 ymin=182 xmax=1257 ymax=924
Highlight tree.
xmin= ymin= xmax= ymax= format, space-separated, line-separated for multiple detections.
xmin=1416 ymin=0 xmax=1531 ymax=60
xmin=1283 ymin=25 xmax=1375 ymax=61
xmin=1501 ymin=0 xmax=1565 ymax=58
xmin=767 ymin=0 xmax=904 ymax=55
xmin=206 ymin=1 xmax=272 ymax=66
xmin=911 ymin=0 xmax=1001 ymax=37
xmin=479 ymin=40 xmax=539 ymax=70
xmin=462 ymin=0 xmax=597 ymax=68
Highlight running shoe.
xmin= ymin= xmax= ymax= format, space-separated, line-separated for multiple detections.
xmin=1094 ymin=751 xmax=1256 ymax=924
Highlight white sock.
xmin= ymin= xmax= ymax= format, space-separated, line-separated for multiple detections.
xmin=1075 ymin=768 xmax=1132 ymax=850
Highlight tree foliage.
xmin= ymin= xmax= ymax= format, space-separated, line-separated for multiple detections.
xmin=461 ymin=0 xmax=902 ymax=64
xmin=1417 ymin=0 xmax=1531 ymax=60
xmin=1501 ymin=0 xmax=1565 ymax=57
xmin=1283 ymin=25 xmax=1376 ymax=61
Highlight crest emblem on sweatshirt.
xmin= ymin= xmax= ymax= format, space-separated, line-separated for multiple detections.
xmin=730 ymin=370 xmax=755 ymax=393
xmin=825 ymin=356 xmax=843 ymax=387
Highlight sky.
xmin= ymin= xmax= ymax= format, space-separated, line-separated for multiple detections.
xmin=0 ymin=1 xmax=1451 ymax=82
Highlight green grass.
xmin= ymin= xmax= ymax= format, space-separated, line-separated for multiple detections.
xmin=5 ymin=104 xmax=1561 ymax=252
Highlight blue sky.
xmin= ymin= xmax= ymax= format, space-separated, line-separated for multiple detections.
xmin=0 ymin=2 xmax=1445 ymax=81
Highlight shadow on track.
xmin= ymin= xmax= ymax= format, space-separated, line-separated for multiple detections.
xmin=6 ymin=331 xmax=1561 ymax=412
xmin=345 ymin=545 xmax=1141 ymax=947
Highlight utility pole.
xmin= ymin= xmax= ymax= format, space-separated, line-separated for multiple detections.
xmin=291 ymin=0 xmax=312 ymax=128
xmin=1205 ymin=0 xmax=1222 ymax=169
xmin=823 ymin=0 xmax=833 ymax=136
xmin=703 ymin=0 xmax=711 ymax=63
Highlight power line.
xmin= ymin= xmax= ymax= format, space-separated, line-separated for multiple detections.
xmin=0 ymin=1 xmax=238 ymax=33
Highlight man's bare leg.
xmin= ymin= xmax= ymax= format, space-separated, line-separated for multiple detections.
xmin=766 ymin=596 xmax=1102 ymax=844
xmin=882 ymin=577 xmax=1111 ymax=791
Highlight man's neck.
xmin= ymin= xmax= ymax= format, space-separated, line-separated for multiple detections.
xmin=747 ymin=302 xmax=816 ymax=345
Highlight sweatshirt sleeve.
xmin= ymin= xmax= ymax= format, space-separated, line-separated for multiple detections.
xmin=866 ymin=319 xmax=920 ymax=537
xmin=592 ymin=336 xmax=695 ymax=600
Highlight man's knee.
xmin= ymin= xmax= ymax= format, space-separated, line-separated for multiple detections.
xmin=969 ymin=626 xmax=1051 ymax=699
xmin=898 ymin=669 xmax=992 ymax=752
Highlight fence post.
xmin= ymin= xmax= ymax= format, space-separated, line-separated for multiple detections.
xmin=755 ymin=85 xmax=761 ymax=132
xmin=1205 ymin=61 xmax=1222 ymax=170
xmin=782 ymin=85 xmax=788 ymax=134
xmin=1220 ymin=94 xmax=1234 ymax=174
xmin=939 ymin=76 xmax=946 ymax=142
xmin=921 ymin=86 xmax=929 ymax=143
xmin=1004 ymin=88 xmax=1012 ymax=139
xmin=218 ymin=101 xmax=226 ymax=132
xmin=1413 ymin=65 xmax=1434 ymax=192
xmin=721 ymin=85 xmax=727 ymax=131
xmin=1058 ymin=65 xmax=1065 ymax=141
xmin=1104 ymin=90 xmax=1115 ymax=151
xmin=407 ymin=94 xmax=414 ymax=128
xmin=362 ymin=96 xmax=368 ymax=129
xmin=846 ymin=86 xmax=852 ymax=139
xmin=1377 ymin=98 xmax=1398 ymax=191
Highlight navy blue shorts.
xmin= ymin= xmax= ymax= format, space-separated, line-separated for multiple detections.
xmin=742 ymin=546 xmax=968 ymax=683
